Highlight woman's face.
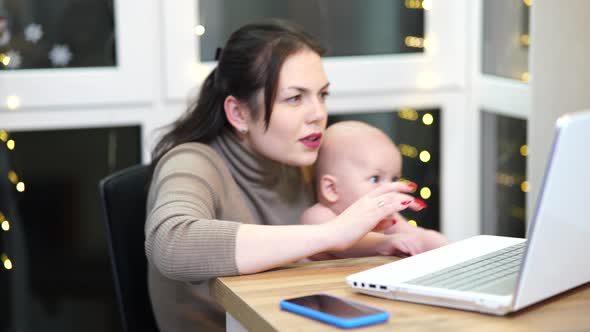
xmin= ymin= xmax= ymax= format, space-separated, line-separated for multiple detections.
xmin=245 ymin=49 xmax=329 ymax=166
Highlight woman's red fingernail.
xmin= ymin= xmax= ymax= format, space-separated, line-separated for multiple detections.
xmin=414 ymin=198 xmax=428 ymax=209
xmin=401 ymin=200 xmax=412 ymax=205
xmin=407 ymin=182 xmax=417 ymax=190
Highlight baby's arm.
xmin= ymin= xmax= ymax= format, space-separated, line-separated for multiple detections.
xmin=383 ymin=213 xmax=449 ymax=252
xmin=298 ymin=204 xmax=340 ymax=261
xmin=300 ymin=204 xmax=338 ymax=226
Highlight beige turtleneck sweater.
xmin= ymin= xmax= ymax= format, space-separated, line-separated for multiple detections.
xmin=145 ymin=131 xmax=314 ymax=331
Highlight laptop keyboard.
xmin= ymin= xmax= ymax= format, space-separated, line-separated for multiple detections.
xmin=406 ymin=242 xmax=526 ymax=294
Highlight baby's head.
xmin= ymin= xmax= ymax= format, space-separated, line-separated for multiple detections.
xmin=315 ymin=121 xmax=402 ymax=214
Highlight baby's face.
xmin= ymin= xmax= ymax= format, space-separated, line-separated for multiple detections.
xmin=335 ymin=139 xmax=402 ymax=210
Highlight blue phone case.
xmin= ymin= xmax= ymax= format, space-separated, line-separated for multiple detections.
xmin=279 ymin=297 xmax=389 ymax=329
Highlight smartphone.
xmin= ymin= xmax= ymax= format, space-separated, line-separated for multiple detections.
xmin=279 ymin=293 xmax=389 ymax=329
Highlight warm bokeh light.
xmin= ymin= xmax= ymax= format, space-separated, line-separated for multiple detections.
xmin=408 ymin=220 xmax=418 ymax=227
xmin=6 ymin=95 xmax=21 ymax=110
xmin=521 ymin=72 xmax=530 ymax=82
xmin=399 ymin=144 xmax=418 ymax=158
xmin=16 ymin=181 xmax=25 ymax=192
xmin=8 ymin=170 xmax=18 ymax=184
xmin=3 ymin=258 xmax=13 ymax=270
xmin=1 ymin=220 xmax=9 ymax=231
xmin=422 ymin=0 xmax=432 ymax=10
xmin=0 ymin=130 xmax=8 ymax=142
xmin=422 ymin=113 xmax=434 ymax=125
xmin=520 ymin=34 xmax=530 ymax=46
xmin=520 ymin=144 xmax=528 ymax=156
xmin=193 ymin=25 xmax=206 ymax=36
xmin=404 ymin=36 xmax=425 ymax=48
xmin=419 ymin=150 xmax=431 ymax=163
xmin=1 ymin=254 xmax=12 ymax=270
xmin=420 ymin=187 xmax=432 ymax=200
xmin=523 ymin=0 xmax=532 ymax=7
xmin=521 ymin=181 xmax=529 ymax=193
xmin=6 ymin=139 xmax=15 ymax=150
xmin=0 ymin=53 xmax=10 ymax=66
xmin=398 ymin=108 xmax=419 ymax=121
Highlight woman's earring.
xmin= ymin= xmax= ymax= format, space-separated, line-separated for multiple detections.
xmin=239 ymin=128 xmax=248 ymax=134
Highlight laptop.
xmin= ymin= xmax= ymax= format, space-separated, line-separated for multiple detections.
xmin=346 ymin=111 xmax=590 ymax=315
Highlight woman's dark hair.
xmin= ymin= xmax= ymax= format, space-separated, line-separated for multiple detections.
xmin=151 ymin=19 xmax=325 ymax=166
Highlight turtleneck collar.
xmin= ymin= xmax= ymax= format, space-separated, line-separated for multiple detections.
xmin=210 ymin=130 xmax=289 ymax=187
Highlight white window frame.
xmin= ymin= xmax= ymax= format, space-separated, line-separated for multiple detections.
xmin=468 ymin=0 xmax=531 ymax=236
xmin=0 ymin=0 xmax=156 ymax=110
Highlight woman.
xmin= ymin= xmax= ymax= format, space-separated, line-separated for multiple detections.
xmin=146 ymin=19 xmax=422 ymax=331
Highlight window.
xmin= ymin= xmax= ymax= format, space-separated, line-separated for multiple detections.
xmin=0 ymin=0 xmax=116 ymax=70
xmin=0 ymin=126 xmax=140 ymax=332
xmin=197 ymin=0 xmax=424 ymax=61
xmin=481 ymin=111 xmax=526 ymax=237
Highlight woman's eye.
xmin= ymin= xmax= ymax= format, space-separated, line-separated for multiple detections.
xmin=391 ymin=176 xmax=400 ymax=182
xmin=320 ymin=91 xmax=330 ymax=101
xmin=369 ymin=175 xmax=380 ymax=183
xmin=286 ymin=95 xmax=301 ymax=103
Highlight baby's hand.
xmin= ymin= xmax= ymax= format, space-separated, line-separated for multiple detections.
xmin=376 ymin=229 xmax=448 ymax=257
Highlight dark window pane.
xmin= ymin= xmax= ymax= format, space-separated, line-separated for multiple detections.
xmin=482 ymin=0 xmax=530 ymax=80
xmin=481 ymin=111 xmax=527 ymax=237
xmin=0 ymin=126 xmax=140 ymax=332
xmin=328 ymin=108 xmax=440 ymax=231
xmin=0 ymin=0 xmax=116 ymax=70
xmin=198 ymin=0 xmax=425 ymax=61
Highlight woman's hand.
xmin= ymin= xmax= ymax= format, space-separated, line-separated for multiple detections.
xmin=323 ymin=182 xmax=424 ymax=252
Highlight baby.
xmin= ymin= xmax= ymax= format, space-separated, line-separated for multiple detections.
xmin=301 ymin=121 xmax=449 ymax=259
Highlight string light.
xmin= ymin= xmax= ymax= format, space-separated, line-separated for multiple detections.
xmin=6 ymin=95 xmax=21 ymax=110
xmin=1 ymin=220 xmax=9 ymax=232
xmin=521 ymin=181 xmax=529 ymax=193
xmin=404 ymin=36 xmax=425 ymax=48
xmin=8 ymin=170 xmax=18 ymax=184
xmin=520 ymin=34 xmax=530 ymax=46
xmin=398 ymin=108 xmax=418 ymax=121
xmin=399 ymin=144 xmax=418 ymax=158
xmin=0 ymin=130 xmax=8 ymax=142
xmin=420 ymin=187 xmax=432 ymax=199
xmin=404 ymin=0 xmax=431 ymax=11
xmin=0 ymin=53 xmax=10 ymax=66
xmin=16 ymin=181 xmax=25 ymax=192
xmin=1 ymin=254 xmax=12 ymax=270
xmin=496 ymin=172 xmax=526 ymax=187
xmin=520 ymin=145 xmax=528 ymax=156
xmin=6 ymin=139 xmax=15 ymax=150
xmin=422 ymin=113 xmax=434 ymax=125
xmin=404 ymin=0 xmax=422 ymax=9
xmin=523 ymin=0 xmax=532 ymax=7
xmin=193 ymin=25 xmax=205 ymax=36
xmin=419 ymin=150 xmax=431 ymax=163
xmin=520 ymin=72 xmax=530 ymax=82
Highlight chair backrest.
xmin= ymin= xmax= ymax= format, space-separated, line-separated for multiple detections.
xmin=99 ymin=164 xmax=159 ymax=332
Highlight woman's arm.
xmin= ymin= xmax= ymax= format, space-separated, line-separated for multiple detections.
xmin=235 ymin=182 xmax=421 ymax=274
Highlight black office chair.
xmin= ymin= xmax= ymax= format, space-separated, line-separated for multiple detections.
xmin=99 ymin=164 xmax=159 ymax=332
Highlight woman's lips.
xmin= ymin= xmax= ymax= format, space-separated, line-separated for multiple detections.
xmin=300 ymin=133 xmax=322 ymax=149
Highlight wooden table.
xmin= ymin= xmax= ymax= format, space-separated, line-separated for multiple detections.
xmin=211 ymin=256 xmax=590 ymax=332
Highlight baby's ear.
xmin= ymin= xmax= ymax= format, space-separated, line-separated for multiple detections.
xmin=319 ymin=174 xmax=339 ymax=203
